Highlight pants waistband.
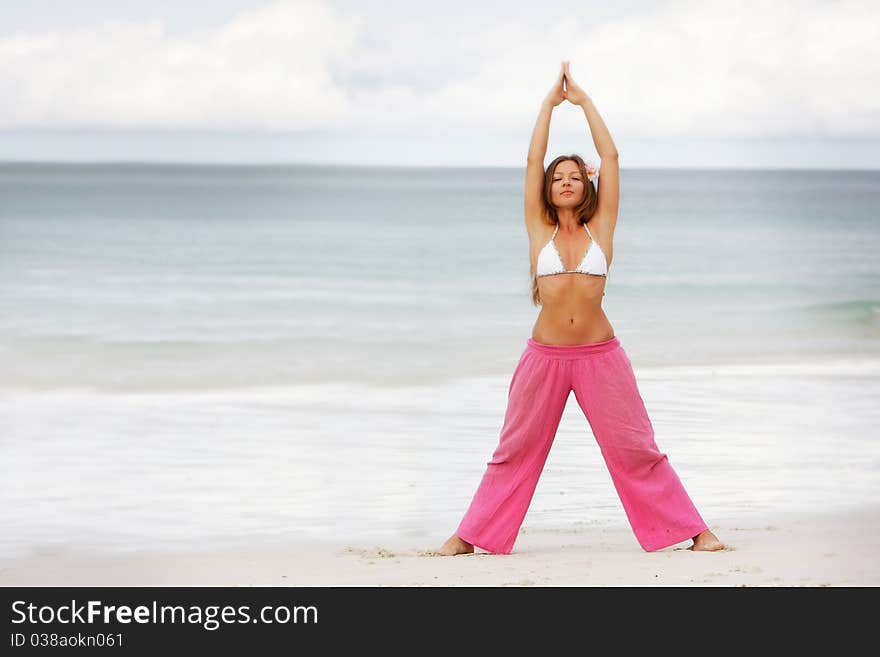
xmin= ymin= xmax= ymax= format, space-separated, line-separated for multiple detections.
xmin=526 ymin=335 xmax=620 ymax=359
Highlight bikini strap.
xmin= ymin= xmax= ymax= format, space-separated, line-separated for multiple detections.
xmin=552 ymin=223 xmax=559 ymax=238
xmin=583 ymin=222 xmax=594 ymax=241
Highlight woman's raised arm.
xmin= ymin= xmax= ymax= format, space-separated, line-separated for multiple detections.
xmin=564 ymin=62 xmax=619 ymax=227
xmin=563 ymin=62 xmax=618 ymax=159
xmin=525 ymin=63 xmax=567 ymax=230
xmin=527 ymin=62 xmax=566 ymax=163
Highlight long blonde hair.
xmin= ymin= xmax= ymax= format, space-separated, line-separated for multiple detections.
xmin=530 ymin=154 xmax=599 ymax=306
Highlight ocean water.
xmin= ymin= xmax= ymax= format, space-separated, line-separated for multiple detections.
xmin=1 ymin=163 xmax=878 ymax=559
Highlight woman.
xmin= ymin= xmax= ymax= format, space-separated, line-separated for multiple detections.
xmin=438 ymin=61 xmax=724 ymax=556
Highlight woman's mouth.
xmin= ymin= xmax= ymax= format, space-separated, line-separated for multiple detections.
xmin=562 ymin=191 xmax=573 ymax=196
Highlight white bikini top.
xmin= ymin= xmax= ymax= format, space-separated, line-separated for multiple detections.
xmin=536 ymin=223 xmax=609 ymax=283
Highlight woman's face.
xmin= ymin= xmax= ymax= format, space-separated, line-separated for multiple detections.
xmin=551 ymin=162 xmax=584 ymax=206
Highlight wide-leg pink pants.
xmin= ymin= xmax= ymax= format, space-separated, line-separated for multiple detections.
xmin=455 ymin=335 xmax=708 ymax=553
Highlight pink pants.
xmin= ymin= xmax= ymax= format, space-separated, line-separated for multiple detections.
xmin=456 ymin=335 xmax=708 ymax=553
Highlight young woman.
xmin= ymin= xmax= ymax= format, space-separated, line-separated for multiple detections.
xmin=438 ymin=61 xmax=724 ymax=556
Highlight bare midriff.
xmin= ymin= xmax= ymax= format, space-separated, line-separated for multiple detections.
xmin=531 ymin=274 xmax=614 ymax=345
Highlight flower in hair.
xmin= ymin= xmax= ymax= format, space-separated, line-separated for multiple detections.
xmin=585 ymin=161 xmax=599 ymax=187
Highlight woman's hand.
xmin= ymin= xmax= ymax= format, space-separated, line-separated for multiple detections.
xmin=562 ymin=61 xmax=590 ymax=106
xmin=542 ymin=61 xmax=567 ymax=108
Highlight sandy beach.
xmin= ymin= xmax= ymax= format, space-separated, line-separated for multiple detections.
xmin=2 ymin=505 xmax=876 ymax=587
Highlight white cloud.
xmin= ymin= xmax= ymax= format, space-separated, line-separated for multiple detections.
xmin=0 ymin=0 xmax=877 ymax=138
xmin=0 ymin=1 xmax=361 ymax=129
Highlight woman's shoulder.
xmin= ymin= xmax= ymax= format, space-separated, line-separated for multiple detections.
xmin=587 ymin=213 xmax=616 ymax=243
xmin=526 ymin=209 xmax=555 ymax=244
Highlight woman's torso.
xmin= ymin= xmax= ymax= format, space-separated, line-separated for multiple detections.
xmin=529 ymin=212 xmax=615 ymax=345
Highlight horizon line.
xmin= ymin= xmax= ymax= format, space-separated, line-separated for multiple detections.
xmin=0 ymin=159 xmax=877 ymax=172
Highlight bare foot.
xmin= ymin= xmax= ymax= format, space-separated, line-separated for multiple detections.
xmin=689 ymin=529 xmax=725 ymax=551
xmin=436 ymin=534 xmax=474 ymax=556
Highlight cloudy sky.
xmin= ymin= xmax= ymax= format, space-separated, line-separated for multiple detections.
xmin=1 ymin=0 xmax=877 ymax=168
